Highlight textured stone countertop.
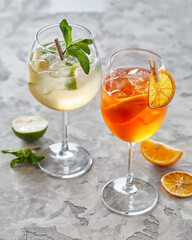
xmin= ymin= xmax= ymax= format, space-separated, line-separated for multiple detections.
xmin=0 ymin=0 xmax=192 ymax=239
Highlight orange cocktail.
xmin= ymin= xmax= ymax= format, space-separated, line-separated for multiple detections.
xmin=100 ymin=68 xmax=168 ymax=143
xmin=100 ymin=48 xmax=174 ymax=216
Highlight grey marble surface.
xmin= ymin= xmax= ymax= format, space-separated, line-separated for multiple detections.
xmin=0 ymin=0 xmax=192 ymax=239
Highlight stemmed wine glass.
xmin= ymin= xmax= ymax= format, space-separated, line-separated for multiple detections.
xmin=100 ymin=48 xmax=168 ymax=215
xmin=27 ymin=23 xmax=102 ymax=178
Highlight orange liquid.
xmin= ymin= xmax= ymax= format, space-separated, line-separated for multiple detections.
xmin=100 ymin=68 xmax=168 ymax=143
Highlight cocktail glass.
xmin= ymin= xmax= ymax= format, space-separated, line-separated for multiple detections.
xmin=27 ymin=23 xmax=102 ymax=178
xmin=100 ymin=48 xmax=168 ymax=215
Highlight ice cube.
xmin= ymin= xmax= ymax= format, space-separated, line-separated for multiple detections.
xmin=110 ymin=90 xmax=127 ymax=98
xmin=59 ymin=68 xmax=71 ymax=77
xmin=41 ymin=53 xmax=56 ymax=63
xmin=36 ymin=73 xmax=55 ymax=95
xmin=55 ymin=77 xmax=66 ymax=90
xmin=104 ymin=75 xmax=130 ymax=97
xmin=31 ymin=59 xmax=49 ymax=72
xmin=115 ymin=80 xmax=128 ymax=90
xmin=49 ymin=59 xmax=62 ymax=71
xmin=127 ymin=68 xmax=138 ymax=75
xmin=49 ymin=70 xmax=60 ymax=78
xmin=128 ymin=68 xmax=150 ymax=77
xmin=31 ymin=48 xmax=49 ymax=72
xmin=33 ymin=48 xmax=42 ymax=61
xmin=66 ymin=55 xmax=77 ymax=64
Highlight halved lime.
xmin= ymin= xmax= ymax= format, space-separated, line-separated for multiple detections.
xmin=12 ymin=115 xmax=48 ymax=142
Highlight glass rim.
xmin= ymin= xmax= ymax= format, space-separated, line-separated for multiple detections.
xmin=35 ymin=23 xmax=93 ymax=53
xmin=109 ymin=48 xmax=164 ymax=78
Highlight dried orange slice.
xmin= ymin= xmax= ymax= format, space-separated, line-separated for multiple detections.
xmin=149 ymin=70 xmax=176 ymax=108
xmin=161 ymin=171 xmax=192 ymax=198
xmin=140 ymin=139 xmax=184 ymax=166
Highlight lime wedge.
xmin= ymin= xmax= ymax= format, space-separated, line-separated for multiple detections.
xmin=65 ymin=77 xmax=77 ymax=90
xmin=66 ymin=63 xmax=78 ymax=90
xmin=12 ymin=115 xmax=48 ymax=142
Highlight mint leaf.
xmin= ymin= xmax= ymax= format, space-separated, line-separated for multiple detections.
xmin=73 ymin=39 xmax=93 ymax=45
xmin=2 ymin=149 xmax=20 ymax=156
xmin=59 ymin=19 xmax=72 ymax=48
xmin=28 ymin=151 xmax=45 ymax=165
xmin=2 ymin=148 xmax=45 ymax=168
xmin=10 ymin=158 xmax=23 ymax=168
xmin=73 ymin=42 xmax=90 ymax=55
xmin=67 ymin=46 xmax=90 ymax=74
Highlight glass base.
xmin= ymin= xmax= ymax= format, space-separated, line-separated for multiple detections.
xmin=101 ymin=177 xmax=158 ymax=216
xmin=38 ymin=142 xmax=92 ymax=178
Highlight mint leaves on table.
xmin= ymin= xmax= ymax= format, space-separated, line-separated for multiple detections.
xmin=58 ymin=19 xmax=93 ymax=75
xmin=1 ymin=149 xmax=45 ymax=168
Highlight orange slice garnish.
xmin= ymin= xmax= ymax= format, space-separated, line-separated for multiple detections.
xmin=104 ymin=94 xmax=148 ymax=124
xmin=149 ymin=70 xmax=176 ymax=108
xmin=140 ymin=139 xmax=184 ymax=166
xmin=161 ymin=171 xmax=192 ymax=198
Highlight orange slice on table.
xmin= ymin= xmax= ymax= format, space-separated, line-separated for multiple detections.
xmin=140 ymin=139 xmax=184 ymax=166
xmin=149 ymin=70 xmax=176 ymax=108
xmin=161 ymin=171 xmax=192 ymax=198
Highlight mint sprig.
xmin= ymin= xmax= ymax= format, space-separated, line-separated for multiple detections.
xmin=1 ymin=149 xmax=45 ymax=168
xmin=67 ymin=46 xmax=90 ymax=74
xmin=60 ymin=19 xmax=72 ymax=48
xmin=59 ymin=19 xmax=93 ymax=75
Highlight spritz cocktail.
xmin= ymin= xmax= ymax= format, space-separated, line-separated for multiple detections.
xmin=100 ymin=49 xmax=168 ymax=215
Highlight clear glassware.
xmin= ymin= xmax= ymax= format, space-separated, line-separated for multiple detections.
xmin=100 ymin=48 xmax=168 ymax=215
xmin=27 ymin=23 xmax=102 ymax=178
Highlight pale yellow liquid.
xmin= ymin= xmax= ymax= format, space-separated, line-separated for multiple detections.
xmin=27 ymin=48 xmax=102 ymax=111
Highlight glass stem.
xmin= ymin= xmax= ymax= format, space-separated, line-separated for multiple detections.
xmin=124 ymin=142 xmax=137 ymax=192
xmin=60 ymin=111 xmax=69 ymax=153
